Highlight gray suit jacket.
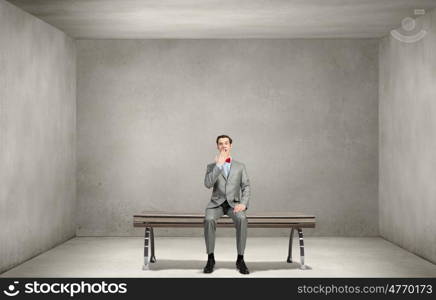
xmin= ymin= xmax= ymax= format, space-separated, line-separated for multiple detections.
xmin=204 ymin=160 xmax=251 ymax=209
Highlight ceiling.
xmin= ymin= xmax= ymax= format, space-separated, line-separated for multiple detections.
xmin=6 ymin=0 xmax=436 ymax=39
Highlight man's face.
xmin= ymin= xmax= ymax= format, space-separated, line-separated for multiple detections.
xmin=217 ymin=138 xmax=232 ymax=155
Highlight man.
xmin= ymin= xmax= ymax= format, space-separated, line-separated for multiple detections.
xmin=203 ymin=135 xmax=251 ymax=274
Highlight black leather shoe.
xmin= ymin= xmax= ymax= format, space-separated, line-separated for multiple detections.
xmin=236 ymin=259 xmax=250 ymax=274
xmin=203 ymin=258 xmax=215 ymax=273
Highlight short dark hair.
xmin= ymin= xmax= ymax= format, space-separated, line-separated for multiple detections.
xmin=216 ymin=135 xmax=232 ymax=145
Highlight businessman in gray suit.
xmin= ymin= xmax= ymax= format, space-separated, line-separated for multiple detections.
xmin=203 ymin=135 xmax=251 ymax=274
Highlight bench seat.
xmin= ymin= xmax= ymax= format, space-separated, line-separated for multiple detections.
xmin=133 ymin=211 xmax=316 ymax=271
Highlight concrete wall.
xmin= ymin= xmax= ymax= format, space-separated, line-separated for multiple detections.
xmin=379 ymin=9 xmax=436 ymax=263
xmin=77 ymin=39 xmax=379 ymax=237
xmin=0 ymin=0 xmax=76 ymax=273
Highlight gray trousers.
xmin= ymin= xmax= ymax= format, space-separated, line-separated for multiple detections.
xmin=204 ymin=201 xmax=248 ymax=255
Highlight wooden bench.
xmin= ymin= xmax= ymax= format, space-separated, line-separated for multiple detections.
xmin=133 ymin=211 xmax=316 ymax=271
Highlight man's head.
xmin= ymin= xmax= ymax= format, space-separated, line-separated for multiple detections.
xmin=216 ymin=135 xmax=232 ymax=156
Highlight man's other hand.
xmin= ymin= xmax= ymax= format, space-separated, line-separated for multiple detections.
xmin=233 ymin=204 xmax=246 ymax=213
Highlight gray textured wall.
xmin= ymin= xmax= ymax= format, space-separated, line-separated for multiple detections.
xmin=0 ymin=0 xmax=76 ymax=273
xmin=379 ymin=9 xmax=436 ymax=264
xmin=77 ymin=39 xmax=379 ymax=237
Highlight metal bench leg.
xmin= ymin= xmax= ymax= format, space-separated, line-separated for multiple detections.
xmin=142 ymin=227 xmax=151 ymax=270
xmin=297 ymin=228 xmax=307 ymax=270
xmin=287 ymin=227 xmax=294 ymax=263
xmin=150 ymin=226 xmax=156 ymax=263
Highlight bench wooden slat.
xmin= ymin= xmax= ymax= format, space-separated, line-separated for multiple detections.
xmin=133 ymin=211 xmax=316 ymax=229
xmin=135 ymin=223 xmax=316 ymax=228
xmin=134 ymin=211 xmax=315 ymax=218
xmin=134 ymin=217 xmax=316 ymax=224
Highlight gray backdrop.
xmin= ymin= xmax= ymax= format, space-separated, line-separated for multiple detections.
xmin=3 ymin=0 xmax=435 ymax=274
xmin=379 ymin=8 xmax=436 ymax=263
xmin=76 ymin=39 xmax=379 ymax=237
xmin=0 ymin=0 xmax=76 ymax=273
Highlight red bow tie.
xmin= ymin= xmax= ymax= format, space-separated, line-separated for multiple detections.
xmin=225 ymin=157 xmax=231 ymax=163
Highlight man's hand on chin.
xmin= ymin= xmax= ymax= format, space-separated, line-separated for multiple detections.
xmin=233 ymin=204 xmax=246 ymax=213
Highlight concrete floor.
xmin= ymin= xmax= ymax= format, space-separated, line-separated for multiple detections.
xmin=1 ymin=237 xmax=435 ymax=278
